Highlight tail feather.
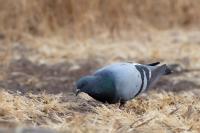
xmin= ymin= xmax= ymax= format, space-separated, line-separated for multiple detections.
xmin=146 ymin=62 xmax=160 ymax=66
xmin=164 ymin=65 xmax=172 ymax=75
xmin=151 ymin=64 xmax=172 ymax=75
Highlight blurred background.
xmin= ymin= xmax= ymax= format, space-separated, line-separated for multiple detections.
xmin=0 ymin=0 xmax=200 ymax=133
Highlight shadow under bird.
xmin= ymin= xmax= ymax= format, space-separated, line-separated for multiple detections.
xmin=76 ymin=62 xmax=171 ymax=108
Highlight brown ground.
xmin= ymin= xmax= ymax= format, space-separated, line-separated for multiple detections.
xmin=0 ymin=1 xmax=200 ymax=133
xmin=0 ymin=30 xmax=200 ymax=133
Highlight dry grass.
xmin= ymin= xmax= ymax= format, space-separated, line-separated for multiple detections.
xmin=1 ymin=0 xmax=200 ymax=39
xmin=0 ymin=88 xmax=200 ymax=132
xmin=0 ymin=1 xmax=200 ymax=133
xmin=0 ymin=29 xmax=200 ymax=133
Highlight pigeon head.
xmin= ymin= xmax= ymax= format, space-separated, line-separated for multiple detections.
xmin=76 ymin=75 xmax=97 ymax=96
xmin=75 ymin=74 xmax=116 ymax=103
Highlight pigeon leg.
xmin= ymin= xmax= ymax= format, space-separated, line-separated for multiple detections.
xmin=119 ymin=100 xmax=126 ymax=109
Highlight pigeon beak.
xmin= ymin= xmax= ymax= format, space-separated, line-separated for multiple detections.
xmin=76 ymin=89 xmax=81 ymax=96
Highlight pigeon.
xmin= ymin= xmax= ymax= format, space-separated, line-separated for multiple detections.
xmin=76 ymin=62 xmax=171 ymax=108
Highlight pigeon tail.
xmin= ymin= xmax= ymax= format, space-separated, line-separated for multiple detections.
xmin=163 ymin=64 xmax=172 ymax=75
xmin=148 ymin=64 xmax=171 ymax=89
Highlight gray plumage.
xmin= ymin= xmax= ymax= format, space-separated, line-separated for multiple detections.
xmin=76 ymin=62 xmax=171 ymax=107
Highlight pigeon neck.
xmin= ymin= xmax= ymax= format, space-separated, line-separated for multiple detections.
xmin=86 ymin=75 xmax=116 ymax=102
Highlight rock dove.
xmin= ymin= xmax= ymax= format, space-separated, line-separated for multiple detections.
xmin=76 ymin=62 xmax=171 ymax=107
